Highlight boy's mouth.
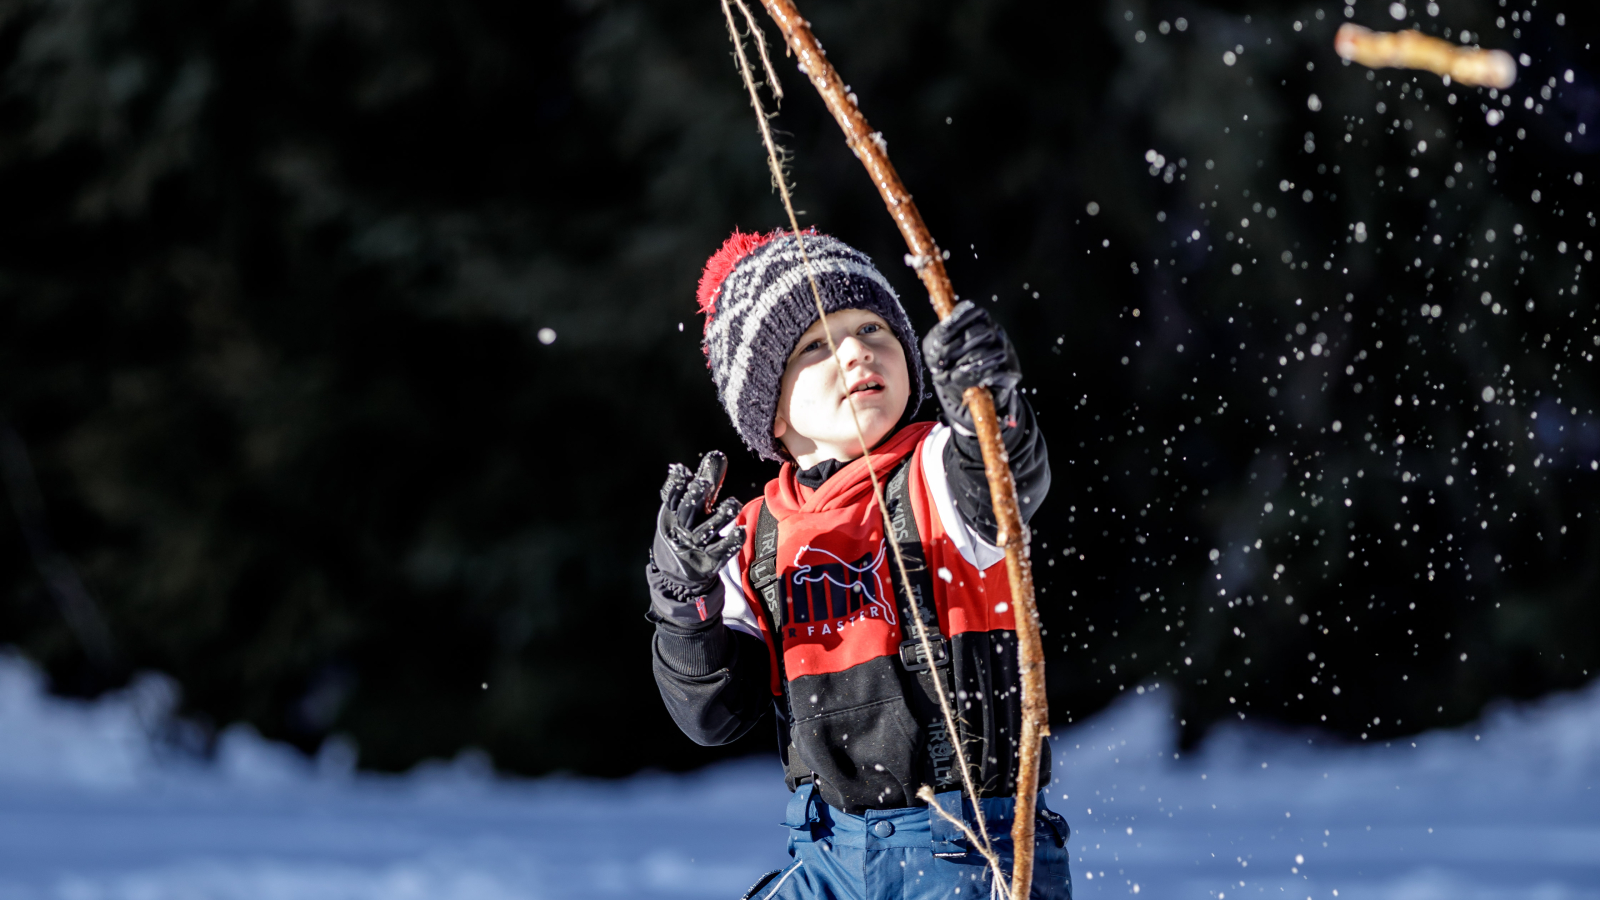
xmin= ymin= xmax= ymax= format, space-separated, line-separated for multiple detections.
xmin=848 ymin=378 xmax=885 ymax=397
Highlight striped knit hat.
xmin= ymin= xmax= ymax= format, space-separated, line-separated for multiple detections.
xmin=697 ymin=229 xmax=924 ymax=461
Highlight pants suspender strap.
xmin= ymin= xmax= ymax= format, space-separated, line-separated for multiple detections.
xmin=748 ymin=503 xmax=811 ymax=789
xmin=748 ymin=501 xmax=783 ymax=633
xmin=884 ymin=458 xmax=961 ymax=793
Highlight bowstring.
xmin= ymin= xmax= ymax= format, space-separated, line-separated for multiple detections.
xmin=719 ymin=1 xmax=1006 ymax=885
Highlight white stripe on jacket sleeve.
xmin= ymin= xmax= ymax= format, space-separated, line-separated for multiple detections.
xmin=921 ymin=424 xmax=1007 ymax=571
xmin=719 ymin=520 xmax=764 ymax=640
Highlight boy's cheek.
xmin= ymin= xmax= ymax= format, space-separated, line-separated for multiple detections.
xmin=790 ymin=377 xmax=838 ymax=416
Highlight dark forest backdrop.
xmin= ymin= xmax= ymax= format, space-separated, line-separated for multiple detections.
xmin=1 ymin=0 xmax=1597 ymax=776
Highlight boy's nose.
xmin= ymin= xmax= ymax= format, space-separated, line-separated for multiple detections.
xmin=835 ymin=334 xmax=873 ymax=366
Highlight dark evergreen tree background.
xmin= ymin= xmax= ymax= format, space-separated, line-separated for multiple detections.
xmin=0 ymin=0 xmax=1596 ymax=776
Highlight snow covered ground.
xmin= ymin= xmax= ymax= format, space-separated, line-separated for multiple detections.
xmin=0 ymin=652 xmax=1595 ymax=900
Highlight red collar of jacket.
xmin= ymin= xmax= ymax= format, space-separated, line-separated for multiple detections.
xmin=763 ymin=421 xmax=936 ymax=517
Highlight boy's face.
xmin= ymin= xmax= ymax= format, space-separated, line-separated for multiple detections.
xmin=773 ymin=308 xmax=910 ymax=468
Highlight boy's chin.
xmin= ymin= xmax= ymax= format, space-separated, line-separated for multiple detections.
xmin=846 ymin=414 xmax=898 ymax=451
xmin=845 ymin=403 xmax=891 ymax=420
xmin=843 ymin=394 xmax=905 ymax=421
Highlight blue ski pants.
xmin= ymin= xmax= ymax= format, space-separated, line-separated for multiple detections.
xmin=744 ymin=783 xmax=1073 ymax=900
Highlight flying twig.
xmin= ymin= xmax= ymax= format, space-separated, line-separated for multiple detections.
xmin=1335 ymin=24 xmax=1516 ymax=88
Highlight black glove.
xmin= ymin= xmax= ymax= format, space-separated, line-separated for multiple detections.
xmin=921 ymin=300 xmax=1022 ymax=433
xmin=648 ymin=451 xmax=745 ymax=626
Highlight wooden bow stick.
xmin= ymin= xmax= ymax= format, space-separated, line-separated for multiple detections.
xmin=750 ymin=2 xmax=1048 ymax=896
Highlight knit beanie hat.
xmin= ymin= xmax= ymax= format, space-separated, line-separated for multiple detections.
xmin=697 ymin=229 xmax=924 ymax=461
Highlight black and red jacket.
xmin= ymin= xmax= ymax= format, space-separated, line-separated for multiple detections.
xmin=651 ymin=401 xmax=1049 ymax=814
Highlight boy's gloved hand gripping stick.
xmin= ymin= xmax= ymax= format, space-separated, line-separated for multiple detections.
xmin=729 ymin=2 xmax=1048 ymax=896
xmin=923 ymin=301 xmax=1024 ymax=435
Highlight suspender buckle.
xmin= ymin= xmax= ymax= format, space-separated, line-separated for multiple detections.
xmin=749 ymin=554 xmax=778 ymax=589
xmin=898 ymin=637 xmax=949 ymax=672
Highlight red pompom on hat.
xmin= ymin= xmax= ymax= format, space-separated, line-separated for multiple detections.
xmin=696 ymin=228 xmax=784 ymax=320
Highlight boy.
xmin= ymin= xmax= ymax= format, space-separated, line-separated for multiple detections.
xmin=647 ymin=229 xmax=1068 ymax=899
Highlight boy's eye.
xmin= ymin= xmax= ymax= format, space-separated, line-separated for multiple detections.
xmin=802 ymin=339 xmax=824 ymax=354
xmin=859 ymin=323 xmax=881 ymax=335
